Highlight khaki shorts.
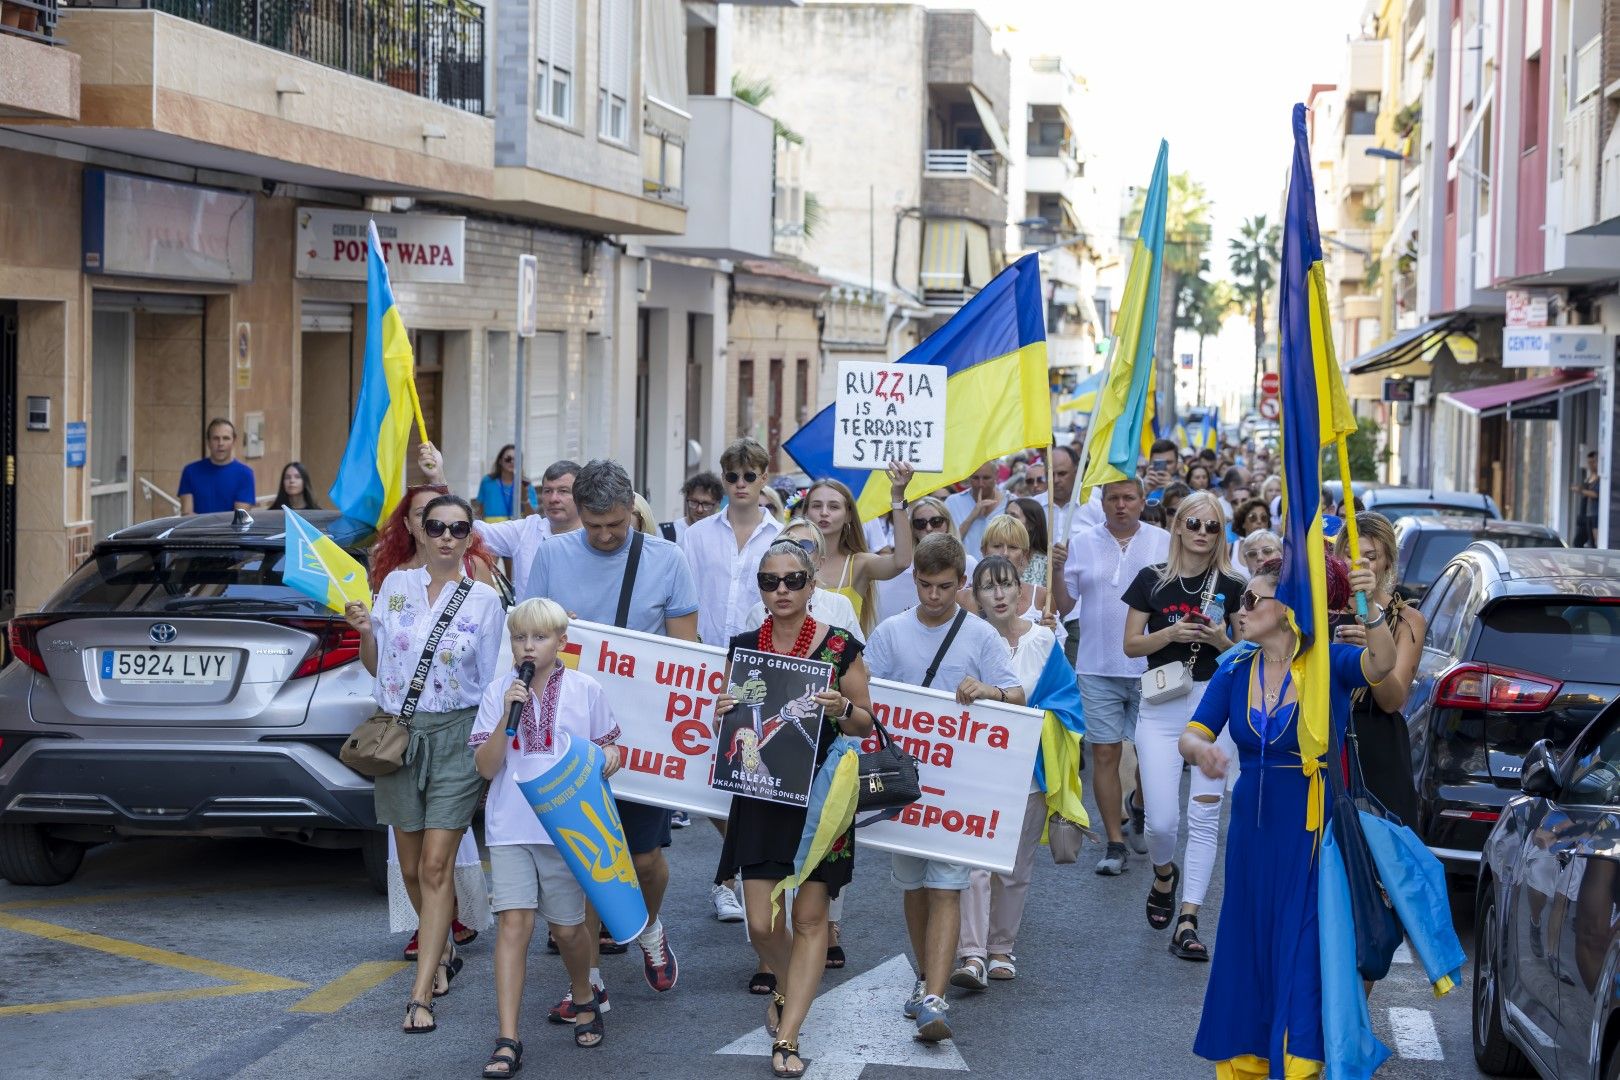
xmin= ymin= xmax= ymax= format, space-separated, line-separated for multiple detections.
xmin=489 ymin=843 xmax=587 ymax=926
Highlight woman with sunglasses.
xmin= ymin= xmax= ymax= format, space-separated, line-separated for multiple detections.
xmin=802 ymin=464 xmax=916 ymax=635
xmin=713 ymin=539 xmax=874 ymax=1078
xmin=345 ymin=494 xmax=506 ymax=1033
xmin=370 ymin=484 xmax=504 ymax=596
xmin=872 ymin=496 xmax=977 ymax=624
xmin=1122 ymin=490 xmax=1246 ymax=961
xmin=1237 ymin=530 xmax=1283 ymax=580
xmin=474 ymin=444 xmax=536 ymax=523
xmin=1180 ymin=558 xmax=1395 ymax=1077
xmin=745 ymin=520 xmax=862 ymax=641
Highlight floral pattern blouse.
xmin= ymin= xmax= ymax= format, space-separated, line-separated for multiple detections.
xmin=370 ymin=567 xmax=505 ymax=716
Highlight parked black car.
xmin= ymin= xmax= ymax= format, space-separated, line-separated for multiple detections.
xmin=1392 ymin=516 xmax=1565 ymax=603
xmin=1404 ymin=545 xmax=1620 ymax=874
xmin=1474 ymin=700 xmax=1620 ymax=1078
xmin=1363 ymin=486 xmax=1503 ymax=522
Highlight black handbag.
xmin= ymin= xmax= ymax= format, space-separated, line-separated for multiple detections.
xmin=1327 ymin=708 xmax=1404 ymax=981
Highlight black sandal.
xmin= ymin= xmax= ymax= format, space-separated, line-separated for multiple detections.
xmin=401 ymin=998 xmax=436 ymax=1034
xmin=1170 ymin=913 xmax=1210 ymax=962
xmin=482 ymin=1037 xmax=523 ymax=1077
xmin=573 ymin=995 xmax=605 ymax=1048
xmin=749 ymin=970 xmax=777 ymax=995
xmin=432 ymin=952 xmax=464 ymax=997
xmin=772 ymin=1039 xmax=807 ymax=1078
xmin=766 ymin=990 xmax=787 ymax=1038
xmin=1146 ymin=863 xmax=1179 ymax=930
xmin=826 ymin=922 xmax=846 ymax=969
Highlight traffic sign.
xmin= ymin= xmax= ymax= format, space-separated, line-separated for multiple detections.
xmin=1260 ymin=371 xmax=1280 ymax=396
xmin=516 ymin=254 xmax=539 ymax=337
xmin=1258 ymin=397 xmax=1280 ymax=421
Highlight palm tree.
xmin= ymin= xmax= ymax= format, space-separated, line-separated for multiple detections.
xmin=1228 ymin=214 xmax=1281 ymax=408
xmin=1176 ymin=266 xmax=1235 ymax=407
xmin=1128 ymin=172 xmax=1212 ymax=422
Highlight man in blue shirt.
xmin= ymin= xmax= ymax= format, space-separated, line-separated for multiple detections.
xmin=178 ymin=418 xmax=256 ymax=515
xmin=525 ymin=458 xmax=697 ymax=1000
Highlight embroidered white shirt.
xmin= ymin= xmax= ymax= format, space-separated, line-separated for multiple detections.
xmin=369 ymin=568 xmax=505 ymax=715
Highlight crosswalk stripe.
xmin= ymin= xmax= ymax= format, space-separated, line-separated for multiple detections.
xmin=1388 ymin=1006 xmax=1444 ymax=1060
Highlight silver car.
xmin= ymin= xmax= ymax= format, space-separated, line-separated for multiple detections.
xmin=0 ymin=510 xmax=385 ymax=888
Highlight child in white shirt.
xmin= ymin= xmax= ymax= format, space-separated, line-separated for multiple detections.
xmin=470 ymin=598 xmax=622 ymax=1073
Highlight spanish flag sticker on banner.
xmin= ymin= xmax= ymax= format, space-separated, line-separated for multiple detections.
xmin=560 ymin=642 xmax=583 ymax=671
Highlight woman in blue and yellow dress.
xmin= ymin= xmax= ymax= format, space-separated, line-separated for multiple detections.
xmin=1178 ymin=557 xmax=1396 ymax=1079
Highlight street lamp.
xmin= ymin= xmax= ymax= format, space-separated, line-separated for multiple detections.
xmin=1364 ymin=146 xmax=1408 ymax=162
xmin=1016 ymin=216 xmax=1089 ymax=256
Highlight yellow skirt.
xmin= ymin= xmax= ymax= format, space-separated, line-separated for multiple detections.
xmin=1215 ymin=1054 xmax=1322 ymax=1079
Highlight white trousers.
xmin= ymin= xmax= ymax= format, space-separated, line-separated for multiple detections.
xmin=1133 ymin=680 xmax=1237 ymax=909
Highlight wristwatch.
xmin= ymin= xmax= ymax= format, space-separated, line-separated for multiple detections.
xmin=891 ymin=499 xmax=908 ymax=511
xmin=840 ymin=699 xmax=855 ymax=719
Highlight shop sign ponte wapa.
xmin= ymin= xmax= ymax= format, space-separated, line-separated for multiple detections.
xmin=296 ymin=208 xmax=466 ymax=284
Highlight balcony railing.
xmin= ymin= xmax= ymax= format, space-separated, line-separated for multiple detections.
xmin=924 ymin=148 xmax=998 ymax=187
xmin=1 ymin=0 xmax=62 ymax=43
xmin=67 ymin=0 xmax=485 ymax=113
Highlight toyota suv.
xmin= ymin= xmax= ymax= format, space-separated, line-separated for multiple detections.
xmin=0 ymin=511 xmax=384 ymax=887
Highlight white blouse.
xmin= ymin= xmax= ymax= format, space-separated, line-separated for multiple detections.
xmin=370 ymin=568 xmax=505 ymax=715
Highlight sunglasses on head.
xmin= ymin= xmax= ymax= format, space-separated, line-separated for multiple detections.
xmin=424 ymin=518 xmax=472 ymax=540
xmin=786 ymin=537 xmax=819 ymax=554
xmin=724 ymin=471 xmax=760 ymax=485
xmin=1240 ymin=589 xmax=1275 ymax=612
xmin=758 ymin=570 xmax=810 ymax=592
xmin=912 ymin=514 xmax=948 ymax=531
xmin=1182 ymin=517 xmax=1223 ymax=535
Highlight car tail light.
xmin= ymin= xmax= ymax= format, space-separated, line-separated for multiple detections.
xmin=6 ymin=614 xmax=60 ymax=675
xmin=1439 ymin=808 xmax=1502 ymax=823
xmin=1434 ymin=662 xmax=1562 ymax=712
xmin=276 ymin=618 xmax=362 ymax=679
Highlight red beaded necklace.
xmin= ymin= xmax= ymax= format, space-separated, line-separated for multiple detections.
xmin=759 ymin=613 xmax=818 ymax=657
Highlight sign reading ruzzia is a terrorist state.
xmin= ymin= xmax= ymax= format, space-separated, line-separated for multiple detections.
xmin=833 ymin=361 xmax=947 ymax=472
xmin=563 ymin=620 xmax=1040 ymax=874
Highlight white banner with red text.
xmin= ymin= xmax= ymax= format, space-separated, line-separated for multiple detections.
xmin=562 ymin=620 xmax=1042 ymax=874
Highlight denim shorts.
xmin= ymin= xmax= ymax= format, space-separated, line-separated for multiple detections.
xmin=488 ymin=842 xmax=587 ymax=925
xmin=1077 ymin=675 xmax=1141 ymax=745
xmin=891 ymin=853 xmax=971 ymax=892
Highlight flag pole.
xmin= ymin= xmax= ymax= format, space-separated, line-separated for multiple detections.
xmin=1044 ymin=439 xmax=1056 ymax=616
xmin=1335 ymin=434 xmax=1367 ymax=619
xmin=406 ymin=376 xmax=429 ymax=445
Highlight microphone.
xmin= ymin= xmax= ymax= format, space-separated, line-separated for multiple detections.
xmin=506 ymin=660 xmax=536 ymax=737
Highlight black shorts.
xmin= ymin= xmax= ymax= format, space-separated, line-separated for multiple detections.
xmin=616 ymin=799 xmax=673 ymax=854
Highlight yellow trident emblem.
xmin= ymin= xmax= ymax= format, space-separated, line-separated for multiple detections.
xmin=555 ymin=756 xmax=639 ymax=887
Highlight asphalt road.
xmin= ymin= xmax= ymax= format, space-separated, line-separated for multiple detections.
xmin=0 ymin=772 xmax=1486 ymax=1080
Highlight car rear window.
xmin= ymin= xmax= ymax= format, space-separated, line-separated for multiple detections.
xmin=1410 ymin=532 xmax=1556 ymax=583
xmin=1474 ymin=600 xmax=1620 ymax=680
xmin=45 ymin=547 xmax=346 ymax=615
xmin=1374 ymin=504 xmax=1491 ymax=523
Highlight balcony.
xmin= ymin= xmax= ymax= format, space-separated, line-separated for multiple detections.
xmin=651 ymin=95 xmax=775 ymax=261
xmin=46 ymin=3 xmax=492 ymax=197
xmin=1024 ymin=153 xmax=1075 ymax=195
xmin=1340 ymin=135 xmax=1381 ymax=190
xmin=1345 ymin=38 xmax=1384 ymax=96
xmin=1 ymin=0 xmax=80 ymax=120
xmin=923 ymin=149 xmax=1007 ymax=230
xmin=926 ymin=9 xmax=1008 ymax=105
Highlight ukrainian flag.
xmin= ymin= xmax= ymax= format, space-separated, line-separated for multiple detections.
xmin=1079 ymin=141 xmax=1169 ymax=500
xmin=1030 ymin=639 xmax=1087 ymax=832
xmin=1055 ymin=369 xmax=1104 ymax=415
xmin=1277 ymin=104 xmax=1358 ymax=817
xmin=281 ymin=509 xmax=372 ymax=612
xmin=1198 ymin=407 xmax=1220 ymax=451
xmin=329 ymin=221 xmax=425 ymax=529
xmin=783 ymin=253 xmax=1051 ymax=520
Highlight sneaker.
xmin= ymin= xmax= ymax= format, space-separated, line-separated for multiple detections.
xmin=1126 ymin=796 xmax=1149 ymax=855
xmin=913 ymin=995 xmax=953 ymax=1042
xmin=638 ymin=921 xmax=679 ymax=992
xmin=949 ymin=956 xmax=988 ymax=992
xmin=1095 ymin=841 xmax=1129 ymax=876
xmin=712 ymin=883 xmax=745 ymax=923
xmin=547 ymin=983 xmax=610 ymax=1023
xmin=671 ymin=810 xmax=691 ymax=828
xmin=902 ymin=977 xmax=927 ymax=1019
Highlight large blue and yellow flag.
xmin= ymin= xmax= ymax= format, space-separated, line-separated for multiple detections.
xmin=783 ymin=253 xmax=1051 ymax=520
xmin=1277 ymin=104 xmax=1358 ymax=808
xmin=1079 ymin=141 xmax=1169 ymax=500
xmin=281 ymin=509 xmax=372 ymax=612
xmin=329 ymin=221 xmax=426 ymax=528
xmin=1055 ymin=369 xmax=1104 ymax=415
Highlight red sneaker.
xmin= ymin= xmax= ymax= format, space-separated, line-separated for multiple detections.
xmin=547 ymin=984 xmax=610 ymax=1023
xmin=638 ymin=923 xmax=678 ymax=993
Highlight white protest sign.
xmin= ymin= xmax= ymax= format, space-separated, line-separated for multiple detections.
xmin=833 ymin=361 xmax=948 ymax=472
xmin=562 ymin=620 xmax=1041 ymax=874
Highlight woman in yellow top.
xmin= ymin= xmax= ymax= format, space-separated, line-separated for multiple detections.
xmin=801 ymin=462 xmax=915 ymax=635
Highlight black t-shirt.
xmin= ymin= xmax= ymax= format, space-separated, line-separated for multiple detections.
xmin=1122 ymin=565 xmax=1246 ymax=681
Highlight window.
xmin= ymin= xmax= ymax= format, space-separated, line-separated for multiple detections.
xmin=738 ymin=358 xmax=755 ymax=439
xmin=536 ymin=0 xmax=576 ymax=123
xmin=48 ymin=547 xmax=344 ymax=616
xmin=1521 ymin=57 xmax=1541 ymax=152
xmin=1474 ymin=600 xmax=1620 ymax=682
xmin=1561 ymin=708 xmax=1620 ymax=806
xmin=598 ymin=0 xmax=632 ymax=143
xmin=1423 ymin=566 xmax=1474 ymax=654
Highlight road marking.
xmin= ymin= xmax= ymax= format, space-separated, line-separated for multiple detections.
xmin=0 ymin=911 xmax=304 ymax=1017
xmin=0 ymin=879 xmax=336 ymax=913
xmin=716 ymin=954 xmax=968 ymax=1073
xmin=1388 ymin=1006 xmax=1444 ymax=1060
xmin=289 ymin=961 xmax=411 ymax=1014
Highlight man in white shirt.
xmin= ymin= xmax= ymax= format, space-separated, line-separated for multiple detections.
xmin=1032 ymin=444 xmax=1100 ymax=664
xmin=944 ymin=460 xmax=1006 ymax=556
xmin=680 ymin=438 xmax=781 ymax=648
xmin=474 ymin=460 xmax=582 ymax=594
xmin=658 ymin=472 xmax=723 ymax=544
xmin=1050 ymin=477 xmax=1169 ymax=875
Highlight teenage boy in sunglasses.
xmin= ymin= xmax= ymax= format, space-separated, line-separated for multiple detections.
xmin=680 ymin=438 xmax=781 ymax=648
xmin=864 ymin=533 xmax=1023 ymax=1042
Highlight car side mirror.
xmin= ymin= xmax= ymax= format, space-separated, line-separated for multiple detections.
xmin=1520 ymin=740 xmax=1562 ymax=798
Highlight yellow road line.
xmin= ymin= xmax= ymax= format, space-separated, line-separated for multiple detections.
xmin=0 ymin=983 xmax=295 ymax=1018
xmin=288 ymin=961 xmax=411 ymax=1014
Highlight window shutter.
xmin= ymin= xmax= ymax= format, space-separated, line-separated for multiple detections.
xmin=612 ymin=0 xmax=631 ymax=103
xmin=536 ymin=0 xmax=552 ymax=66
xmin=553 ymin=0 xmax=575 ymax=74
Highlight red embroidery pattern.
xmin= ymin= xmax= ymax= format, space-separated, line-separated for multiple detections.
xmin=513 ymin=663 xmax=565 ymax=754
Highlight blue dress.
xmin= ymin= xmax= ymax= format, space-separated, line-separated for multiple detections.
xmin=1188 ymin=642 xmax=1371 ymax=1076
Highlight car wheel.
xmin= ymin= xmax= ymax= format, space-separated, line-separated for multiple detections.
xmin=0 ymin=824 xmax=87 ymax=886
xmin=360 ymin=830 xmax=389 ymax=896
xmin=1473 ymin=889 xmax=1534 ymax=1076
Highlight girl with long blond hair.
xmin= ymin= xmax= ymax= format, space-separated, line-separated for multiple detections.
xmin=1121 ymin=490 xmax=1247 ymax=963
xmin=801 ymin=463 xmax=915 ymax=634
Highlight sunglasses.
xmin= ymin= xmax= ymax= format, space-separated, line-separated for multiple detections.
xmin=500 ymin=455 xmax=514 ymax=464
xmin=724 ymin=471 xmax=760 ymax=485
xmin=1182 ymin=518 xmax=1223 ymax=535
xmin=1240 ymin=590 xmax=1276 ymax=612
xmin=757 ymin=571 xmax=811 ymax=592
xmin=785 ymin=537 xmax=819 ymax=554
xmin=912 ymin=515 xmax=948 ymax=531
xmin=424 ymin=518 xmax=472 ymax=540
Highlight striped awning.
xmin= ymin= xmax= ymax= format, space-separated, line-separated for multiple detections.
xmin=921 ymin=220 xmax=967 ymax=290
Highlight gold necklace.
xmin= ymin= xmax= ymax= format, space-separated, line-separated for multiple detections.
xmin=1261 ymin=652 xmax=1289 ymax=708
